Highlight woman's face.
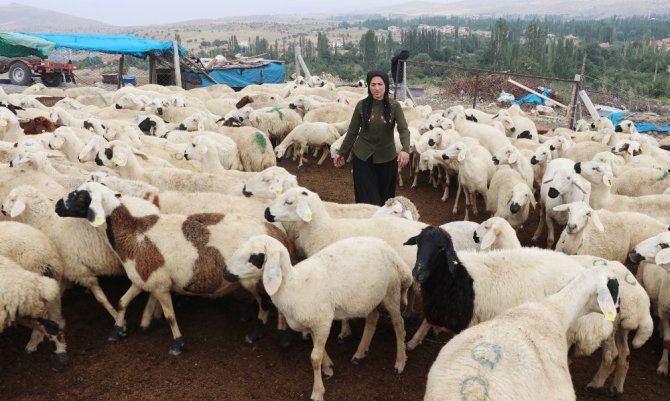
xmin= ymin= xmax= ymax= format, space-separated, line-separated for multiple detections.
xmin=369 ymin=76 xmax=385 ymax=101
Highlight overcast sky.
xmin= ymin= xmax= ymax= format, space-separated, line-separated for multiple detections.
xmin=9 ymin=0 xmax=444 ymax=26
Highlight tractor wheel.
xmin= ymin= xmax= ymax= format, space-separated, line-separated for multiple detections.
xmin=8 ymin=62 xmax=33 ymax=86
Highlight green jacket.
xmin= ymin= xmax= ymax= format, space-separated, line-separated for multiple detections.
xmin=338 ymin=98 xmax=410 ymax=163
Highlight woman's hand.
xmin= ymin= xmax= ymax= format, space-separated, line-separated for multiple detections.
xmin=397 ymin=151 xmax=410 ymax=169
xmin=333 ymin=154 xmax=344 ymax=168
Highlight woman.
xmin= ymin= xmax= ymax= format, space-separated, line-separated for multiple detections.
xmin=333 ymin=70 xmax=410 ymax=206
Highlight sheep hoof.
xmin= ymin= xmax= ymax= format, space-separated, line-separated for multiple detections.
xmin=277 ymin=329 xmax=293 ymax=348
xmin=337 ymin=334 xmax=351 ymax=344
xmin=169 ymin=337 xmax=185 ymax=355
xmin=51 ymin=352 xmax=68 ymax=372
xmin=108 ymin=325 xmax=127 ymax=341
xmin=244 ymin=318 xmax=265 ymax=343
xmin=351 ymin=353 xmax=367 ymax=365
xmin=321 ymin=370 xmax=333 ymax=380
xmin=584 ymin=385 xmax=618 ymax=398
xmin=656 ymin=367 xmax=668 ymax=377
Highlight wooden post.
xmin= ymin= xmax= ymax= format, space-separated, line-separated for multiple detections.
xmin=294 ymin=46 xmax=301 ymax=79
xmin=173 ymin=39 xmax=182 ymax=88
xmin=117 ymin=54 xmax=124 ymax=89
xmin=578 ymin=90 xmax=600 ymax=121
xmin=294 ymin=46 xmax=311 ymax=80
xmin=568 ymin=53 xmax=587 ymax=129
xmin=472 ymin=74 xmax=480 ymax=109
xmin=149 ymin=55 xmax=155 ymax=84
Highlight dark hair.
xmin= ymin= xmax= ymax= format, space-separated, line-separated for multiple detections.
xmin=361 ymin=70 xmax=392 ymax=130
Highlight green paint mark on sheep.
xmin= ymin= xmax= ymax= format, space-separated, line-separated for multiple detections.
xmin=471 ymin=342 xmax=502 ymax=371
xmin=655 ymin=170 xmax=670 ymax=182
xmin=254 ymin=132 xmax=267 ymax=153
xmin=459 ymin=376 xmax=489 ymax=401
xmin=267 ymin=107 xmax=284 ymax=120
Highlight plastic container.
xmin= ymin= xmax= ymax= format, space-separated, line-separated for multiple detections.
xmin=122 ymin=75 xmax=136 ymax=86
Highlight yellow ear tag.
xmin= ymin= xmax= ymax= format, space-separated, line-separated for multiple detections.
xmin=54 ymin=138 xmax=64 ymax=148
xmin=94 ymin=215 xmax=105 ymax=226
xmin=603 ymin=175 xmax=612 ymax=187
xmin=114 ymin=157 xmax=127 ymax=167
xmin=604 ymin=308 xmax=616 ymax=322
xmin=302 ymin=210 xmax=312 ymax=222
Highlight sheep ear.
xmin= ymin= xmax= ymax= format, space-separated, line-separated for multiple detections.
xmin=597 ymin=282 xmax=618 ymax=322
xmin=296 ymin=199 xmax=312 ymax=222
xmin=508 ymin=151 xmax=517 ymax=164
xmin=197 ymin=121 xmax=205 ymax=131
xmin=113 ymin=153 xmax=127 ymax=167
xmin=268 ymin=181 xmax=283 ymax=198
xmin=552 ymin=203 xmax=570 ymax=212
xmin=262 ymin=249 xmax=282 ymax=296
xmin=131 ymin=148 xmax=149 ymax=160
xmin=562 ymin=140 xmax=572 ymax=151
xmin=601 ymin=133 xmax=611 ymax=144
xmin=590 ymin=210 xmax=605 ymax=232
xmin=480 ymin=230 xmax=496 ymax=251
xmin=10 ymin=198 xmax=26 ymax=218
xmin=402 ymin=210 xmax=414 ymax=220
xmin=403 ymin=235 xmax=417 ymax=246
xmin=656 ymin=248 xmax=670 ymax=265
xmin=457 ymin=149 xmax=466 ymax=162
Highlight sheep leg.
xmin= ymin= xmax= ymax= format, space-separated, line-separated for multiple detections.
xmin=397 ymin=164 xmax=404 ymax=188
xmin=17 ymin=317 xmax=68 ymax=372
xmin=545 ymin=214 xmax=556 ymax=249
xmin=276 ymin=312 xmax=294 ymax=349
xmin=109 ymin=284 xmax=143 ymax=342
xmin=657 ymin=317 xmax=670 ymax=376
xmin=81 ymin=277 xmax=118 ymax=321
xmin=411 ymin=164 xmax=420 ymax=188
xmin=245 ymin=294 xmax=270 ymax=343
xmin=25 ymin=295 xmax=64 ymax=353
xmin=452 ymin=182 xmax=462 ymax=215
xmin=611 ymin=329 xmax=630 ymax=394
xmin=586 ymin=333 xmax=618 ymax=394
xmin=383 ymin=297 xmax=407 ymax=374
xmin=531 ymin=204 xmax=545 ymax=242
xmin=309 ymin=325 xmax=332 ymax=401
xmin=298 ymin=144 xmax=306 ymax=168
xmin=441 ymin=174 xmax=450 ymax=202
xmin=464 ymin=190 xmax=472 ymax=221
xmin=407 ymin=319 xmax=432 ymax=351
xmin=317 ymin=145 xmax=329 ymax=165
xmin=351 ymin=309 xmax=380 ymax=365
xmin=139 ymin=295 xmax=160 ymax=331
xmin=151 ymin=290 xmax=185 ymax=356
xmin=337 ymin=319 xmax=352 ymax=343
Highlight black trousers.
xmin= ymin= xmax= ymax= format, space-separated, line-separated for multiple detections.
xmin=352 ymin=155 xmax=398 ymax=206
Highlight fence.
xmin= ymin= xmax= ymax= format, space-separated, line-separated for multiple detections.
xmin=399 ymin=59 xmax=590 ymax=128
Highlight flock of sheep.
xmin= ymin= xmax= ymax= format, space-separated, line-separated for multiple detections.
xmin=1 ymin=73 xmax=670 ymax=401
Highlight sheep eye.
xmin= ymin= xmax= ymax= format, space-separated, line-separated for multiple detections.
xmin=285 ymin=200 xmax=293 ymax=206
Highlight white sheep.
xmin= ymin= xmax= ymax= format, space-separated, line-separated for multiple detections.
xmin=576 ymin=160 xmax=670 ymax=224
xmin=372 ymin=195 xmax=420 ymax=221
xmin=441 ymin=140 xmax=495 ymax=220
xmin=473 ymin=216 xmax=522 ymax=251
xmin=553 ymin=201 xmax=669 ymax=263
xmin=275 ymin=122 xmax=340 ymax=167
xmin=492 ymin=144 xmax=535 ymax=188
xmin=611 ymin=167 xmax=670 ymax=196
xmin=629 ymin=231 xmax=670 ymax=376
xmin=225 ymin=235 xmax=412 ymax=401
xmin=183 ymin=134 xmax=243 ymax=172
xmin=486 ymin=168 xmax=536 ymax=229
xmin=54 ymin=182 xmax=294 ymax=355
xmin=0 ymin=256 xmax=68 ymax=371
xmin=423 ymin=267 xmax=619 ymax=401
xmin=236 ymin=106 xmax=302 ymax=142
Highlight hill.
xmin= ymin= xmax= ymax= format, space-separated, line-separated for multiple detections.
xmin=0 ymin=3 xmax=117 ymax=33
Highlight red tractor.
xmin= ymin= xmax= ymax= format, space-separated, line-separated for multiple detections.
xmin=0 ymin=56 xmax=76 ymax=86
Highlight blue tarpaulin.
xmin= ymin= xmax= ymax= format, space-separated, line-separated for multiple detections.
xmin=185 ymin=62 xmax=286 ymax=88
xmin=610 ymin=111 xmax=670 ymax=133
xmin=515 ymin=88 xmax=553 ymax=106
xmin=20 ymin=33 xmax=184 ymax=59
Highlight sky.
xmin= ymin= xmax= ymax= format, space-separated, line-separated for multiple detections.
xmin=7 ymin=0 xmax=441 ymax=26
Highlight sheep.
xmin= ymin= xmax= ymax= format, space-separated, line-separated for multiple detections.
xmin=485 ymin=168 xmax=536 ymax=229
xmin=445 ymin=107 xmax=512 ymax=156
xmin=214 ymin=126 xmax=276 ymax=172
xmin=405 ymin=226 xmax=652 ymax=394
xmin=531 ymin=158 xmax=591 ymax=248
xmin=441 ymin=140 xmax=495 ymax=220
xmin=614 ymin=137 xmax=670 ymax=168
xmin=224 ymin=235 xmax=412 ymax=401
xmin=554 ymin=201 xmax=669 ymax=262
xmin=629 ymin=231 xmax=670 ymax=377
xmin=275 ymin=122 xmax=340 ymax=167
xmin=0 ymin=221 xmax=65 ymax=352
xmin=93 ymin=141 xmax=249 ymax=194
xmin=372 ymin=195 xmax=420 ymax=221
xmin=611 ymin=167 xmax=670 ymax=196
xmin=54 ymin=182 xmax=294 ymax=354
xmin=423 ymin=266 xmax=619 ymax=401
xmin=183 ymin=134 xmax=243 ymax=172
xmin=302 ymin=103 xmax=354 ymax=125
xmin=473 ymin=216 xmax=521 ymax=251
xmin=231 ymin=106 xmax=302 ymax=142
xmin=575 ymin=160 xmax=670 ymax=224
xmin=491 ymin=144 xmax=535 ymax=188
xmin=439 ymin=221 xmax=480 ymax=252
xmin=0 ymin=257 xmax=68 ymax=372
xmin=241 ymin=166 xmax=299 ymax=199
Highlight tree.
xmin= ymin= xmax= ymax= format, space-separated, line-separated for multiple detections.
xmin=360 ymin=30 xmax=379 ymax=70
